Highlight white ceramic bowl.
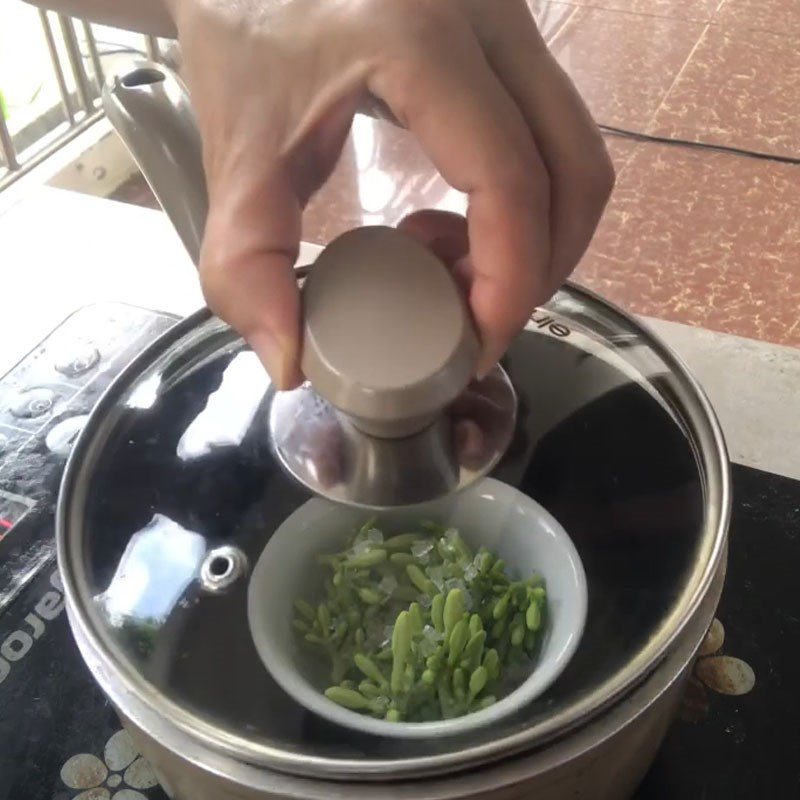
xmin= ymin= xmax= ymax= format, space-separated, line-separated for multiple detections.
xmin=247 ymin=478 xmax=587 ymax=738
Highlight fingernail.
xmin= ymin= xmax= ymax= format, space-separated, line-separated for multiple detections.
xmin=250 ymin=330 xmax=300 ymax=390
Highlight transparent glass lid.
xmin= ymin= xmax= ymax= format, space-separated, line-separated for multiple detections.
xmin=58 ymin=284 xmax=728 ymax=780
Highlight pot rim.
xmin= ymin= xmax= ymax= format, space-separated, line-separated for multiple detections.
xmin=66 ymin=542 xmax=727 ymax=797
xmin=56 ymin=279 xmax=731 ymax=781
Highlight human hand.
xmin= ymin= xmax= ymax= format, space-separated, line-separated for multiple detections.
xmin=167 ymin=0 xmax=614 ymax=389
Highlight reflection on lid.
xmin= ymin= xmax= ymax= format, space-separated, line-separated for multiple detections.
xmin=177 ymin=351 xmax=270 ymax=461
xmin=126 ymin=372 xmax=162 ymax=410
xmin=96 ymin=513 xmax=206 ymax=627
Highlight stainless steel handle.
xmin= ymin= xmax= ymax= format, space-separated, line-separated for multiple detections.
xmin=102 ymin=62 xmax=208 ymax=266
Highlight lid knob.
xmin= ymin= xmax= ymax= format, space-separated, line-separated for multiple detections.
xmin=301 ymin=226 xmax=480 ymax=438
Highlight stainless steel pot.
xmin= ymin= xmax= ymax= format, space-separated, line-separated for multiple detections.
xmin=77 ymin=555 xmax=725 ymax=800
xmin=56 ymin=62 xmax=731 ymax=800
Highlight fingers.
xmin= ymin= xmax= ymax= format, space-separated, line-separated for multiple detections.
xmin=397 ymin=209 xmax=469 ymax=262
xmin=178 ymin=0 xmax=364 ymax=390
xmin=370 ymin=4 xmax=553 ymax=374
xmin=200 ymin=159 xmax=304 ymax=390
xmin=199 ymin=91 xmax=357 ymax=388
xmin=467 ymin=0 xmax=615 ymax=287
xmin=179 ymin=11 xmax=307 ymax=390
xmin=181 ymin=0 xmax=611 ymax=392
xmin=190 ymin=35 xmax=361 ymax=390
xmin=396 ymin=209 xmax=473 ymax=295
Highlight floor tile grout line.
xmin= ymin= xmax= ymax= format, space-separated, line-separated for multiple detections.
xmin=710 ymin=17 xmax=800 ymax=39
xmin=543 ymin=3 xmax=581 ymax=49
xmin=600 ymin=133 xmax=639 ymax=179
xmin=643 ymin=20 xmax=712 ymax=135
xmin=545 ymin=1 xmax=644 ymax=179
xmin=546 ymin=1 xmax=800 ymax=44
xmin=546 ymin=0 xmax=718 ymax=26
xmin=553 ymin=0 xmax=800 ymax=33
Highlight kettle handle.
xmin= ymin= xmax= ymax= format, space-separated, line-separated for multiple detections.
xmin=103 ymin=62 xmax=208 ymax=266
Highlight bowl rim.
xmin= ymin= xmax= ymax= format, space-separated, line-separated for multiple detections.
xmin=247 ymin=477 xmax=588 ymax=739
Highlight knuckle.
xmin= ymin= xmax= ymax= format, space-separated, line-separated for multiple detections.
xmin=566 ymin=147 xmax=616 ymax=215
xmin=386 ymin=0 xmax=460 ymax=51
xmin=588 ymin=148 xmax=617 ymax=206
xmin=197 ymin=247 xmax=228 ymax=313
xmin=494 ymin=155 xmax=551 ymax=212
xmin=197 ymin=234 xmax=247 ymax=313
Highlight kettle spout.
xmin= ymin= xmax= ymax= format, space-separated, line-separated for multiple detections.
xmin=103 ymin=62 xmax=208 ymax=266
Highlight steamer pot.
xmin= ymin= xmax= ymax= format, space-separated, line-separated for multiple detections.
xmin=55 ymin=62 xmax=730 ymax=800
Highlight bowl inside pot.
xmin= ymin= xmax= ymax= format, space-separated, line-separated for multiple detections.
xmin=247 ymin=477 xmax=587 ymax=738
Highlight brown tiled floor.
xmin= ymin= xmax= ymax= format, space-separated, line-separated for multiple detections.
xmin=107 ymin=0 xmax=800 ymax=348
xmin=649 ymin=25 xmax=800 ymax=157
xmin=549 ymin=8 xmax=707 ymax=128
xmin=577 ymin=142 xmax=800 ymax=344
xmin=564 ymin=0 xmax=720 ymax=22
xmin=713 ymin=0 xmax=800 ymax=38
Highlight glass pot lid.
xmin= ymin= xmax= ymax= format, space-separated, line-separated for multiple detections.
xmin=57 ymin=282 xmax=729 ymax=781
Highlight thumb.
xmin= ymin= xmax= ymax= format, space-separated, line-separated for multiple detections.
xmin=198 ymin=94 xmax=358 ymax=390
xmin=200 ymin=162 xmax=304 ymax=390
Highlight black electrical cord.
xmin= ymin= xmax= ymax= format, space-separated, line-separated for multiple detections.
xmin=599 ymin=124 xmax=800 ymax=166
